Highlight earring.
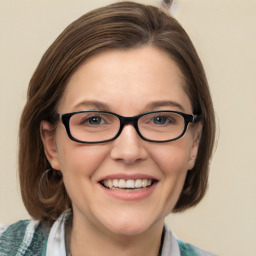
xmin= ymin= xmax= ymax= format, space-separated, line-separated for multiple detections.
xmin=38 ymin=168 xmax=63 ymax=202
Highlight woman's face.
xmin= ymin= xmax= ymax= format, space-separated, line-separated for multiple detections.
xmin=42 ymin=46 xmax=201 ymax=236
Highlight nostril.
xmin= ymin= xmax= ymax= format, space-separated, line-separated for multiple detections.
xmin=110 ymin=124 xmax=148 ymax=163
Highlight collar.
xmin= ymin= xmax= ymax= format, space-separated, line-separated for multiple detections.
xmin=161 ymin=224 xmax=181 ymax=256
xmin=46 ymin=210 xmax=180 ymax=256
xmin=46 ymin=209 xmax=71 ymax=256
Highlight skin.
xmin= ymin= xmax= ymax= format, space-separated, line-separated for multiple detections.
xmin=41 ymin=46 xmax=202 ymax=256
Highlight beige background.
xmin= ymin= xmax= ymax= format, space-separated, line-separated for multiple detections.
xmin=0 ymin=0 xmax=255 ymax=255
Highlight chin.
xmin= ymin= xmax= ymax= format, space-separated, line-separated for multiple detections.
xmin=109 ymin=224 xmax=149 ymax=237
xmin=103 ymin=215 xmax=159 ymax=237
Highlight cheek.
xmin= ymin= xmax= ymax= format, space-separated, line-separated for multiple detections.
xmin=57 ymin=142 xmax=111 ymax=206
xmin=149 ymin=141 xmax=192 ymax=211
xmin=56 ymin=134 xmax=110 ymax=179
xmin=149 ymin=139 xmax=192 ymax=175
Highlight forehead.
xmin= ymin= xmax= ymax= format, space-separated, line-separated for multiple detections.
xmin=59 ymin=46 xmax=192 ymax=114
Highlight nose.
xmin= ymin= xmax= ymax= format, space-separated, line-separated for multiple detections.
xmin=110 ymin=125 xmax=148 ymax=164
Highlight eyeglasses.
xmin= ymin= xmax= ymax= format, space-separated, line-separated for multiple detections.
xmin=57 ymin=110 xmax=200 ymax=144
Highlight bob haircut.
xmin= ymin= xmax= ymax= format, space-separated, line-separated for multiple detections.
xmin=19 ymin=1 xmax=215 ymax=222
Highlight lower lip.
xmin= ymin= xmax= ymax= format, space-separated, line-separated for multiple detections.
xmin=99 ymin=182 xmax=157 ymax=201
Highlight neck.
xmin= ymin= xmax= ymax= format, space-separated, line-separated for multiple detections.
xmin=67 ymin=214 xmax=164 ymax=256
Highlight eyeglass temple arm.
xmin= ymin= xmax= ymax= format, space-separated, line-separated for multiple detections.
xmin=192 ymin=115 xmax=201 ymax=122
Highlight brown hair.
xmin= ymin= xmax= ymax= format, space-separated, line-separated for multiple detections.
xmin=19 ymin=1 xmax=215 ymax=222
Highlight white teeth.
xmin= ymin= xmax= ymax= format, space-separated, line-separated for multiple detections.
xmin=102 ymin=179 xmax=153 ymax=189
xmin=119 ymin=179 xmax=126 ymax=188
xmin=135 ymin=179 xmax=141 ymax=188
xmin=126 ymin=180 xmax=135 ymax=188
xmin=113 ymin=179 xmax=119 ymax=187
xmin=106 ymin=180 xmax=113 ymax=189
xmin=141 ymin=179 xmax=148 ymax=188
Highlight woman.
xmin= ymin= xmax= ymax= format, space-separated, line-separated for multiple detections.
xmin=0 ymin=2 xmax=216 ymax=255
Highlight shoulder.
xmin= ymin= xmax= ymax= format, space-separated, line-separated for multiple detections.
xmin=178 ymin=240 xmax=217 ymax=256
xmin=0 ymin=219 xmax=49 ymax=256
xmin=162 ymin=225 xmax=217 ymax=256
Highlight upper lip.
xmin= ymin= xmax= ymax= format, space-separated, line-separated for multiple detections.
xmin=98 ymin=173 xmax=159 ymax=182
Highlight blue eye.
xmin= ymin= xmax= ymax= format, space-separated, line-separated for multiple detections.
xmin=88 ymin=116 xmax=103 ymax=125
xmin=153 ymin=115 xmax=168 ymax=125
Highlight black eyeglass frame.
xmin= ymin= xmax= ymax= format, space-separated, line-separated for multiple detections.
xmin=57 ymin=110 xmax=200 ymax=144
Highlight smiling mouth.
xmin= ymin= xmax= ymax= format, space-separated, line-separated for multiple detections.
xmin=99 ymin=179 xmax=157 ymax=191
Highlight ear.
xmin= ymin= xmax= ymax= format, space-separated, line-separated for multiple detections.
xmin=188 ymin=123 xmax=203 ymax=170
xmin=40 ymin=120 xmax=61 ymax=171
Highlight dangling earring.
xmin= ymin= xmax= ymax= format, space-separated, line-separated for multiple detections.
xmin=38 ymin=168 xmax=63 ymax=203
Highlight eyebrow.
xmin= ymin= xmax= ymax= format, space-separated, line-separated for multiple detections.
xmin=145 ymin=100 xmax=185 ymax=112
xmin=74 ymin=100 xmax=110 ymax=111
xmin=73 ymin=100 xmax=185 ymax=112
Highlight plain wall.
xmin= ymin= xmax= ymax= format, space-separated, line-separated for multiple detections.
xmin=0 ymin=1 xmax=255 ymax=255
